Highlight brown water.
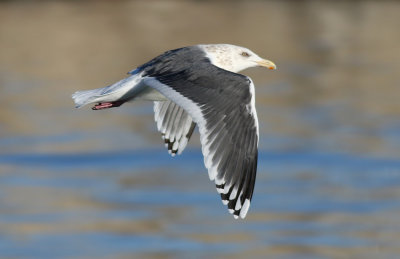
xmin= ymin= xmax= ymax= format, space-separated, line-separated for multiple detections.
xmin=1 ymin=1 xmax=400 ymax=258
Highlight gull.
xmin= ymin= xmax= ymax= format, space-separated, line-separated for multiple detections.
xmin=72 ymin=44 xmax=276 ymax=219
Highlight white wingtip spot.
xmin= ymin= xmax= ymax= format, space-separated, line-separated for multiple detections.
xmin=233 ymin=215 xmax=239 ymax=219
xmin=229 ymin=187 xmax=238 ymax=200
xmin=235 ymin=198 xmax=242 ymax=211
xmin=215 ymin=176 xmax=224 ymax=185
xmin=216 ymin=184 xmax=229 ymax=194
xmin=228 ymin=209 xmax=234 ymax=214
xmin=239 ymin=199 xmax=251 ymax=219
xmin=223 ymin=184 xmax=230 ymax=193
xmin=208 ymin=167 xmax=217 ymax=181
xmin=222 ymin=200 xmax=228 ymax=205
xmin=172 ymin=140 xmax=180 ymax=151
xmin=177 ymin=138 xmax=188 ymax=154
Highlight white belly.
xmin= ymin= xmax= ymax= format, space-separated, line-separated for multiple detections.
xmin=102 ymin=73 xmax=168 ymax=102
xmin=135 ymin=86 xmax=168 ymax=101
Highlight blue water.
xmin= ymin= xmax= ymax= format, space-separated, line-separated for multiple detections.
xmin=1 ymin=145 xmax=400 ymax=258
xmin=1 ymin=0 xmax=400 ymax=258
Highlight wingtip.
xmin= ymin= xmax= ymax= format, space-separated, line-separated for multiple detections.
xmin=239 ymin=199 xmax=251 ymax=219
xmin=223 ymin=193 xmax=251 ymax=219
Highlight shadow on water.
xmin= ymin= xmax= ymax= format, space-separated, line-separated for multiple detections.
xmin=1 ymin=0 xmax=400 ymax=258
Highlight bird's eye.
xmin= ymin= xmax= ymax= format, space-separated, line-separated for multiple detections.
xmin=241 ymin=51 xmax=250 ymax=57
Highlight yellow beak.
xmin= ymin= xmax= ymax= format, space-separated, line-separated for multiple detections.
xmin=256 ymin=59 xmax=276 ymax=70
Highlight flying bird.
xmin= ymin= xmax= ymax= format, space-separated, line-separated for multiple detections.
xmin=72 ymin=44 xmax=276 ymax=219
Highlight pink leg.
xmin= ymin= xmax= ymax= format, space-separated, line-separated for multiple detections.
xmin=92 ymin=101 xmax=125 ymax=110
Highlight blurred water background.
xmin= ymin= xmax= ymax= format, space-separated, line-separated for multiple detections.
xmin=1 ymin=0 xmax=400 ymax=258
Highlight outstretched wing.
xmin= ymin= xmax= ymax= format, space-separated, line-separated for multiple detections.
xmin=153 ymin=100 xmax=196 ymax=156
xmin=143 ymin=63 xmax=259 ymax=219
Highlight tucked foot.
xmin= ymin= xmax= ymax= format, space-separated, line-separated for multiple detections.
xmin=92 ymin=101 xmax=124 ymax=110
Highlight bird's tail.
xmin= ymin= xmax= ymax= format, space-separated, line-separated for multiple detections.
xmin=72 ymin=72 xmax=147 ymax=108
xmin=72 ymin=88 xmax=106 ymax=108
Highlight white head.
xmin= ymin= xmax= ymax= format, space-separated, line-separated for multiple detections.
xmin=198 ymin=44 xmax=276 ymax=73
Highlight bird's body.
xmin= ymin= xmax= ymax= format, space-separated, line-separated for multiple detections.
xmin=72 ymin=44 xmax=276 ymax=219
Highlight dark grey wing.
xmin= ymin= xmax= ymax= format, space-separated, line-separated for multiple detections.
xmin=153 ymin=100 xmax=196 ymax=156
xmin=143 ymin=64 xmax=259 ymax=219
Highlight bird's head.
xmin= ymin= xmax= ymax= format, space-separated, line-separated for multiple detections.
xmin=199 ymin=44 xmax=276 ymax=73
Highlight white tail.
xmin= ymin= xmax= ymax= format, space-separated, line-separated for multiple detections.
xmin=72 ymin=73 xmax=147 ymax=108
xmin=71 ymin=71 xmax=169 ymax=108
xmin=72 ymin=88 xmax=106 ymax=108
